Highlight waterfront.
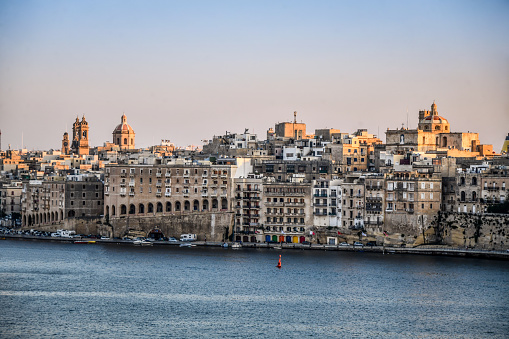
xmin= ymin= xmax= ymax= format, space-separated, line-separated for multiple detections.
xmin=1 ymin=240 xmax=508 ymax=338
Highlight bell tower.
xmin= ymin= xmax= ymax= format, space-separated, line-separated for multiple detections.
xmin=62 ymin=132 xmax=70 ymax=155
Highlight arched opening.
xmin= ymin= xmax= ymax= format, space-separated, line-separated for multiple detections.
xmin=212 ymin=198 xmax=218 ymax=210
xmin=460 ymin=191 xmax=466 ymax=202
xmin=175 ymin=201 xmax=181 ymax=211
xmin=460 ymin=177 xmax=465 ymax=185
xmin=68 ymin=210 xmax=75 ymax=218
xmin=123 ymin=138 xmax=127 ymax=144
xmin=60 ymin=211 xmax=63 ymax=220
xmin=472 ymin=177 xmax=477 ymax=185
xmin=472 ymin=191 xmax=477 ymax=201
xmin=51 ymin=212 xmax=54 ymax=222
xmin=202 ymin=199 xmax=209 ymax=211
xmin=442 ymin=137 xmax=447 ymax=147
xmin=129 ymin=204 xmax=135 ymax=214
xmin=131 ymin=138 xmax=133 ymax=145
xmin=120 ymin=204 xmax=127 ymax=215
xmin=157 ymin=202 xmax=163 ymax=213
xmin=27 ymin=215 xmax=31 ymax=226
xmin=193 ymin=200 xmax=199 ymax=211
xmin=148 ymin=203 xmax=154 ymax=213
xmin=106 ymin=205 xmax=110 ymax=216
xmin=184 ymin=200 xmax=190 ymax=211
xmin=139 ymin=203 xmax=145 ymax=214
xmin=166 ymin=202 xmax=172 ymax=212
xmin=221 ymin=198 xmax=228 ymax=210
xmin=112 ymin=205 xmax=116 ymax=216
xmin=43 ymin=213 xmax=46 ymax=223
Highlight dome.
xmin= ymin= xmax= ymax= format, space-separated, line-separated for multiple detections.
xmin=424 ymin=115 xmax=448 ymax=123
xmin=113 ymin=114 xmax=135 ymax=134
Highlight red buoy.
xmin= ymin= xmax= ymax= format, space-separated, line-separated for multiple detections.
xmin=276 ymin=254 xmax=282 ymax=269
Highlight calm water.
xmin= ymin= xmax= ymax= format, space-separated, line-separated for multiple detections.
xmin=1 ymin=240 xmax=508 ymax=338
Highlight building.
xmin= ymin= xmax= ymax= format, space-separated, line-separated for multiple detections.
xmin=233 ymin=175 xmax=263 ymax=242
xmin=273 ymin=111 xmax=308 ymax=140
xmin=312 ymin=178 xmax=343 ymax=228
xmin=261 ymin=180 xmax=313 ymax=243
xmin=112 ymin=114 xmax=136 ymax=150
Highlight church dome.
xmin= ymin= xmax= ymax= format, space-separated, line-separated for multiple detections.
xmin=113 ymin=114 xmax=135 ymax=134
xmin=424 ymin=115 xmax=448 ymax=123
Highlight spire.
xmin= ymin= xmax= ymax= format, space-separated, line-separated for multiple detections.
xmin=431 ymin=101 xmax=437 ymax=115
xmin=121 ymin=113 xmax=127 ymax=124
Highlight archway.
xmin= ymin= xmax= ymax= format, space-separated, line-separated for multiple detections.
xmin=129 ymin=204 xmax=135 ymax=214
xmin=202 ymin=199 xmax=209 ymax=211
xmin=175 ymin=201 xmax=181 ymax=211
xmin=68 ymin=210 xmax=75 ymax=218
xmin=460 ymin=191 xmax=466 ymax=202
xmin=148 ymin=203 xmax=154 ymax=213
xmin=112 ymin=205 xmax=116 ymax=216
xmin=120 ymin=204 xmax=127 ymax=215
xmin=193 ymin=200 xmax=199 ymax=211
xmin=166 ymin=202 xmax=172 ymax=212
xmin=212 ymin=198 xmax=218 ymax=210
xmin=139 ymin=203 xmax=145 ymax=214
xmin=184 ymin=200 xmax=190 ymax=211
xmin=221 ymin=198 xmax=228 ymax=210
xmin=157 ymin=202 xmax=163 ymax=213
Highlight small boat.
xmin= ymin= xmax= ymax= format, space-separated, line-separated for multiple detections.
xmin=179 ymin=243 xmax=195 ymax=248
xmin=133 ymin=239 xmax=153 ymax=246
xmin=222 ymin=243 xmax=229 ymax=248
xmin=74 ymin=240 xmax=96 ymax=244
xmin=231 ymin=242 xmax=242 ymax=249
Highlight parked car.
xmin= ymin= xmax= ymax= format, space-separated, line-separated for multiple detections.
xmin=340 ymin=242 xmax=350 ymax=246
xmin=168 ymin=237 xmax=178 ymax=242
xmin=366 ymin=242 xmax=377 ymax=246
xmin=353 ymin=242 xmax=363 ymax=247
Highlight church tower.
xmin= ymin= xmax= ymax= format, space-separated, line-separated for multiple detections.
xmin=71 ymin=115 xmax=90 ymax=155
xmin=62 ymin=132 xmax=70 ymax=155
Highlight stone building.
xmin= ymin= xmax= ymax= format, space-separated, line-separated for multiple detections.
xmin=0 ymin=180 xmax=22 ymax=220
xmin=112 ymin=114 xmax=136 ymax=150
xmin=273 ymin=111 xmax=309 ymax=140
xmin=233 ymin=175 xmax=263 ymax=242
xmin=65 ymin=175 xmax=104 ymax=219
xmin=341 ymin=174 xmax=366 ymax=229
xmin=261 ymin=180 xmax=313 ymax=243
xmin=480 ymin=166 xmax=508 ymax=209
xmin=364 ymin=173 xmax=385 ymax=230
xmin=104 ymin=163 xmax=236 ymax=239
xmin=384 ymin=171 xmax=442 ymax=234
xmin=255 ymin=160 xmax=331 ymax=183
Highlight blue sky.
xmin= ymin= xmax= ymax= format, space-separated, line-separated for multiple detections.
xmin=0 ymin=0 xmax=508 ymax=150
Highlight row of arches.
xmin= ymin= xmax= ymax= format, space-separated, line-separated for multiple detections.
xmin=23 ymin=210 xmax=65 ymax=227
xmin=106 ymin=198 xmax=229 ymax=216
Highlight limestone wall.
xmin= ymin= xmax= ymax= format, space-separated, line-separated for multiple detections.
xmin=431 ymin=212 xmax=509 ymax=250
xmin=107 ymin=212 xmax=234 ymax=241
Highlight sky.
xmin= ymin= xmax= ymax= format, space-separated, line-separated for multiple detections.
xmin=0 ymin=0 xmax=508 ymax=151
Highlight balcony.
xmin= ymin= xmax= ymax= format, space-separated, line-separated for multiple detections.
xmin=129 ymin=192 xmax=135 ymax=196
xmin=129 ymin=182 xmax=135 ymax=187
xmin=156 ymin=173 xmax=162 ymax=177
xmin=165 ymin=172 xmax=171 ymax=177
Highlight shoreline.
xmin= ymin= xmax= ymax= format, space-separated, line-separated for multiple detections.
xmin=2 ymin=234 xmax=509 ymax=260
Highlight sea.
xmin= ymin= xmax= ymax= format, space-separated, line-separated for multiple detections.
xmin=1 ymin=239 xmax=508 ymax=338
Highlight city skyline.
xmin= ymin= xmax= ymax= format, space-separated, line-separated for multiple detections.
xmin=1 ymin=0 xmax=508 ymax=151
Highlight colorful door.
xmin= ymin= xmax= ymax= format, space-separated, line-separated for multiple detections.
xmin=300 ymin=236 xmax=306 ymax=243
xmin=279 ymin=235 xmax=285 ymax=243
xmin=292 ymin=236 xmax=299 ymax=243
xmin=265 ymin=235 xmax=271 ymax=242
xmin=286 ymin=236 xmax=292 ymax=243
xmin=272 ymin=235 xmax=278 ymax=242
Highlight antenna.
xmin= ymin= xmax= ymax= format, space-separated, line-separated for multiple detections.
xmin=406 ymin=106 xmax=409 ymax=129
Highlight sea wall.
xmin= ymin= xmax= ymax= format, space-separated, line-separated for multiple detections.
xmin=107 ymin=212 xmax=234 ymax=241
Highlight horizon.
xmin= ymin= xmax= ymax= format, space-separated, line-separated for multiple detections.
xmin=1 ymin=0 xmax=508 ymax=151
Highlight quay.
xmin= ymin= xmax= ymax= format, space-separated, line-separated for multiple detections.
xmin=2 ymin=234 xmax=508 ymax=260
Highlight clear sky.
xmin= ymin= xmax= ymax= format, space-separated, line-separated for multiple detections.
xmin=1 ymin=0 xmax=508 ymax=151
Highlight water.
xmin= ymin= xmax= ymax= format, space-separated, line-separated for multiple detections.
xmin=1 ymin=240 xmax=508 ymax=338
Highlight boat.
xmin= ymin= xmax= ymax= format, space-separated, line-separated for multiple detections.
xmin=222 ymin=242 xmax=229 ymax=248
xmin=74 ymin=240 xmax=96 ymax=244
xmin=179 ymin=243 xmax=195 ymax=248
xmin=231 ymin=242 xmax=242 ymax=249
xmin=133 ymin=239 xmax=153 ymax=246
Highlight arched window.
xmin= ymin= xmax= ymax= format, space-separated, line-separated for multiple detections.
xmin=460 ymin=191 xmax=466 ymax=202
xmin=471 ymin=177 xmax=477 ymax=186
xmin=166 ymin=202 xmax=172 ymax=212
xmin=129 ymin=204 xmax=135 ymax=214
xmin=120 ymin=204 xmax=127 ymax=214
xmin=112 ymin=205 xmax=116 ymax=216
xmin=157 ymin=202 xmax=163 ymax=213
xmin=472 ymin=191 xmax=477 ymax=201
xmin=184 ymin=200 xmax=190 ymax=211
xmin=400 ymin=134 xmax=404 ymax=144
xmin=221 ymin=198 xmax=228 ymax=210
xmin=202 ymin=199 xmax=209 ymax=211
xmin=212 ymin=199 xmax=218 ymax=210
xmin=106 ymin=205 xmax=110 ymax=216
xmin=131 ymin=139 xmax=133 ymax=145
xmin=148 ymin=203 xmax=154 ymax=213
xmin=193 ymin=200 xmax=199 ymax=211
xmin=124 ymin=138 xmax=127 ymax=144
xmin=175 ymin=201 xmax=181 ymax=211
xmin=139 ymin=203 xmax=145 ymax=214
xmin=460 ymin=177 xmax=465 ymax=186
xmin=68 ymin=210 xmax=75 ymax=218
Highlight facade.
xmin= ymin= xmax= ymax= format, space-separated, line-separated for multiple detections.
xmin=274 ymin=111 xmax=308 ymax=140
xmin=21 ymin=180 xmax=65 ymax=227
xmin=112 ymin=114 xmax=136 ymax=150
xmin=384 ymin=171 xmax=442 ymax=233
xmin=233 ymin=175 xmax=262 ymax=242
xmin=61 ymin=132 xmax=70 ymax=155
xmin=341 ymin=174 xmax=366 ymax=229
xmin=255 ymin=160 xmax=331 ymax=183
xmin=364 ymin=174 xmax=385 ymax=229
xmin=0 ymin=181 xmax=22 ymax=219
xmin=65 ymin=175 xmax=104 ymax=218
xmin=312 ymin=178 xmax=343 ymax=228
xmin=261 ymin=181 xmax=313 ymax=243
